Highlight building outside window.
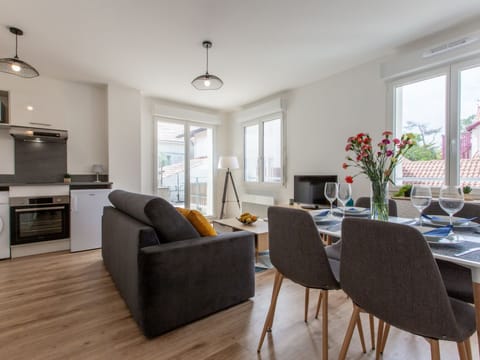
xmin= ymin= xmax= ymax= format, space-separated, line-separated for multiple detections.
xmin=392 ymin=58 xmax=480 ymax=188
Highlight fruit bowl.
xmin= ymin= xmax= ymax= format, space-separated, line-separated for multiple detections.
xmin=237 ymin=212 xmax=258 ymax=225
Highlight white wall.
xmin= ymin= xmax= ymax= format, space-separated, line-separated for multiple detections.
xmin=0 ymin=74 xmax=108 ymax=175
xmin=141 ymin=97 xmax=154 ymax=194
xmin=229 ymin=59 xmax=388 ymax=207
xmin=65 ymin=83 xmax=107 ymax=174
xmin=107 ymin=84 xmax=142 ymax=192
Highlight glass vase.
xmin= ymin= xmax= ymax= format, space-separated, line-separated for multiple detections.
xmin=370 ymin=181 xmax=389 ymax=221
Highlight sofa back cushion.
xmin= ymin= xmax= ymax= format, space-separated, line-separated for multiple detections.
xmin=109 ymin=190 xmax=200 ymax=243
xmin=144 ymin=198 xmax=200 ymax=243
xmin=108 ymin=190 xmax=156 ymax=226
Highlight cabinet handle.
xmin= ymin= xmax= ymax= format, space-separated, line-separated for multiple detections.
xmin=29 ymin=122 xmax=52 ymax=127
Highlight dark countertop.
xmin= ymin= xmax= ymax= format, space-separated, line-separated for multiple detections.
xmin=0 ymin=182 xmax=113 ymax=191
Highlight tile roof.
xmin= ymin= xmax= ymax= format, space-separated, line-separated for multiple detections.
xmin=401 ymin=158 xmax=480 ymax=187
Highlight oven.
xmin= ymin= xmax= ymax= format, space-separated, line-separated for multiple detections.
xmin=10 ymin=195 xmax=70 ymax=245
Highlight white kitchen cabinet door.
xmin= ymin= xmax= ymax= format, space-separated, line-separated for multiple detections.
xmin=9 ymin=87 xmax=66 ymax=130
xmin=70 ymin=189 xmax=110 ymax=252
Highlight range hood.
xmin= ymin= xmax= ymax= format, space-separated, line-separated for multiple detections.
xmin=10 ymin=126 xmax=68 ymax=143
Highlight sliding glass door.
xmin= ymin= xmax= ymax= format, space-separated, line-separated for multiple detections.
xmin=155 ymin=119 xmax=214 ymax=215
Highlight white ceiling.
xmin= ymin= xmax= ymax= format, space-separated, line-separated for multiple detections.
xmin=1 ymin=0 xmax=480 ymax=111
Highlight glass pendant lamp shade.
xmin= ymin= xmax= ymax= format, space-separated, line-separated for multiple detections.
xmin=0 ymin=27 xmax=39 ymax=78
xmin=192 ymin=73 xmax=223 ymax=90
xmin=192 ymin=41 xmax=223 ymax=90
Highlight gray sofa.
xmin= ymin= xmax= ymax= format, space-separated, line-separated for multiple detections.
xmin=102 ymin=190 xmax=255 ymax=338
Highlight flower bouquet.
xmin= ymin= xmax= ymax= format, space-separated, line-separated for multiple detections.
xmin=342 ymin=131 xmax=415 ymax=220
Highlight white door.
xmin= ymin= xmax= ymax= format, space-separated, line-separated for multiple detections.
xmin=70 ymin=189 xmax=110 ymax=252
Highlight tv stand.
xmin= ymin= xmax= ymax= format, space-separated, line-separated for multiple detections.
xmin=300 ymin=204 xmax=318 ymax=210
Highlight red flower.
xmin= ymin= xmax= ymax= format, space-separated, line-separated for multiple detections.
xmin=382 ymin=131 xmax=393 ymax=136
xmin=345 ymin=144 xmax=352 ymax=151
xmin=345 ymin=176 xmax=354 ymax=184
xmin=342 ymin=163 xmax=348 ymax=169
xmin=393 ymin=138 xmax=400 ymax=145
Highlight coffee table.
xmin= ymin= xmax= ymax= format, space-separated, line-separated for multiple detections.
xmin=213 ymin=218 xmax=269 ymax=261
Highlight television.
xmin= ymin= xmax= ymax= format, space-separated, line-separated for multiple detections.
xmin=293 ymin=175 xmax=338 ymax=208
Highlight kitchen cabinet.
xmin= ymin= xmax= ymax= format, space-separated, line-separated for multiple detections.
xmin=70 ymin=189 xmax=110 ymax=252
xmin=0 ymin=192 xmax=10 ymax=259
xmin=9 ymin=87 xmax=66 ymax=130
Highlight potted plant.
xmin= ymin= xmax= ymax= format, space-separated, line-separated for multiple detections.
xmin=463 ymin=185 xmax=473 ymax=200
xmin=393 ymin=184 xmax=412 ymax=198
xmin=64 ymin=173 xmax=72 ymax=184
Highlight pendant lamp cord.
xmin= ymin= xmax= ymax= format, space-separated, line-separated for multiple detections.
xmin=205 ymin=45 xmax=209 ymax=75
xmin=15 ymin=33 xmax=18 ymax=59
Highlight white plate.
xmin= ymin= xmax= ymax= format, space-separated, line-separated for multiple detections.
xmin=315 ymin=218 xmax=340 ymax=226
xmin=427 ymin=215 xmax=479 ymax=228
xmin=333 ymin=207 xmax=369 ymax=217
xmin=424 ymin=234 xmax=464 ymax=245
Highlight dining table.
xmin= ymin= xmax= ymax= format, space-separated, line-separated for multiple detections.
xmin=313 ymin=209 xmax=480 ymax=356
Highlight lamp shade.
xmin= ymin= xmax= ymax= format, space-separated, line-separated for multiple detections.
xmin=218 ymin=156 xmax=239 ymax=170
xmin=92 ymin=164 xmax=104 ymax=173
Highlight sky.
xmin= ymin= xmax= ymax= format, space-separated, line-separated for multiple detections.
xmin=400 ymin=65 xmax=480 ymax=137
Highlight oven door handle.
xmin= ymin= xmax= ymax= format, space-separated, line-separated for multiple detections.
xmin=15 ymin=206 xmax=66 ymax=213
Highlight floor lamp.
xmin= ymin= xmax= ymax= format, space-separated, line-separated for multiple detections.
xmin=218 ymin=156 xmax=241 ymax=219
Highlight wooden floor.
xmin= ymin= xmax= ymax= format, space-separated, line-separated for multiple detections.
xmin=0 ymin=250 xmax=476 ymax=360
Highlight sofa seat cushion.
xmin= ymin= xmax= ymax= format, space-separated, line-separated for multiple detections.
xmin=176 ymin=208 xmax=217 ymax=236
xmin=145 ymin=198 xmax=200 ymax=243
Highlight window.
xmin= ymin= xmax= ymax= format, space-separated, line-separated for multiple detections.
xmin=155 ymin=119 xmax=214 ymax=215
xmin=244 ymin=115 xmax=283 ymax=183
xmin=392 ymin=58 xmax=480 ymax=188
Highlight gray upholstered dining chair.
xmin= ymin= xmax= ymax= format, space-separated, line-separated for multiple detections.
xmin=313 ymin=196 xmax=399 ymax=350
xmin=257 ymin=206 xmax=367 ymax=360
xmin=424 ymin=201 xmax=480 ymax=304
xmin=338 ymin=218 xmax=476 ymax=360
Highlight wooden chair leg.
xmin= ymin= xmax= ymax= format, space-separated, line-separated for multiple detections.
xmin=304 ymin=287 xmax=310 ymax=323
xmin=375 ymin=320 xmax=385 ymax=360
xmin=356 ymin=315 xmax=367 ymax=353
xmin=315 ymin=290 xmax=323 ymax=319
xmin=338 ymin=305 xmax=361 ymax=360
xmin=429 ymin=339 xmax=440 ymax=360
xmin=380 ymin=323 xmax=390 ymax=354
xmin=369 ymin=314 xmax=375 ymax=350
xmin=322 ymin=290 xmax=329 ymax=360
xmin=257 ymin=271 xmax=284 ymax=352
xmin=465 ymin=338 xmax=472 ymax=360
xmin=457 ymin=341 xmax=467 ymax=360
xmin=265 ymin=271 xmax=284 ymax=331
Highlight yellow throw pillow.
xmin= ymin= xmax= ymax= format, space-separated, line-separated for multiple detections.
xmin=176 ymin=208 xmax=217 ymax=237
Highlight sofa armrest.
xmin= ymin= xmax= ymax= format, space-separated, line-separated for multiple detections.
xmin=102 ymin=206 xmax=160 ymax=330
xmin=138 ymin=231 xmax=255 ymax=337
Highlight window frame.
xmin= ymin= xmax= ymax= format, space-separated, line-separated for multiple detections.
xmin=243 ymin=112 xmax=285 ymax=185
xmin=388 ymin=56 xmax=480 ymax=188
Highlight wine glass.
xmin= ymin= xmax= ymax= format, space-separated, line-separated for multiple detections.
xmin=337 ymin=183 xmax=352 ymax=218
xmin=324 ymin=182 xmax=338 ymax=216
xmin=439 ymin=185 xmax=464 ymax=231
xmin=410 ymin=185 xmax=432 ymax=226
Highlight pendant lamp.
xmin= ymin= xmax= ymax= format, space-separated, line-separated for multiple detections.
xmin=0 ymin=27 xmax=39 ymax=78
xmin=191 ymin=41 xmax=223 ymax=90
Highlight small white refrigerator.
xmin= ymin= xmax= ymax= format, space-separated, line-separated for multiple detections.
xmin=70 ymin=189 xmax=111 ymax=252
